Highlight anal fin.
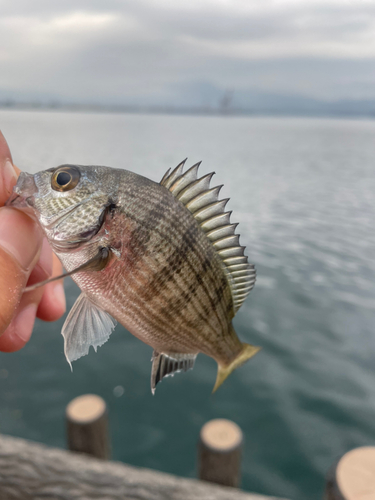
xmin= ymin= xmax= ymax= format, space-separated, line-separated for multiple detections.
xmin=62 ymin=293 xmax=117 ymax=369
xmin=151 ymin=351 xmax=197 ymax=394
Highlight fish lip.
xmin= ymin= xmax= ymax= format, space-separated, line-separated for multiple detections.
xmin=5 ymin=172 xmax=38 ymax=209
xmin=4 ymin=193 xmax=39 ymax=223
xmin=5 ymin=191 xmax=35 ymax=210
xmin=6 ymin=190 xmax=26 ymax=207
xmin=5 ymin=191 xmax=23 ymax=207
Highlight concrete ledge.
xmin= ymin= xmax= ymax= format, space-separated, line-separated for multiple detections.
xmin=0 ymin=433 xmax=288 ymax=500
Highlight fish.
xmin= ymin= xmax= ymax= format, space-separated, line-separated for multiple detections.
xmin=7 ymin=160 xmax=259 ymax=393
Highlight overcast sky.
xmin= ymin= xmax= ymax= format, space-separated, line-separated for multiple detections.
xmin=1 ymin=0 xmax=375 ymax=105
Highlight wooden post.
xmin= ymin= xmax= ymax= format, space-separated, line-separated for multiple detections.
xmin=325 ymin=446 xmax=375 ymax=500
xmin=198 ymin=418 xmax=243 ymax=488
xmin=66 ymin=394 xmax=110 ymax=460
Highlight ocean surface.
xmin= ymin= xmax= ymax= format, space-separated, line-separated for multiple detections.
xmin=1 ymin=110 xmax=375 ymax=500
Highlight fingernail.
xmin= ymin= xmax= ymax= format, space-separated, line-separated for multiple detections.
xmin=0 ymin=207 xmax=43 ymax=271
xmin=52 ymin=282 xmax=66 ymax=313
xmin=2 ymin=160 xmax=17 ymax=197
xmin=14 ymin=303 xmax=37 ymax=343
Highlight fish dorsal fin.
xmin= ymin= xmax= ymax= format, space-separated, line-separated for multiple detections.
xmin=151 ymin=351 xmax=196 ymax=394
xmin=62 ymin=293 xmax=117 ymax=369
xmin=160 ymin=161 xmax=256 ymax=313
xmin=160 ymin=158 xmax=187 ymax=189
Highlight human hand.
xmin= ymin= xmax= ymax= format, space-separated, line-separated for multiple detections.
xmin=0 ymin=131 xmax=66 ymax=352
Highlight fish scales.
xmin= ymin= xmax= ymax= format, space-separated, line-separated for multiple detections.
xmin=71 ymin=182 xmax=238 ymax=360
xmin=7 ymin=163 xmax=260 ymax=392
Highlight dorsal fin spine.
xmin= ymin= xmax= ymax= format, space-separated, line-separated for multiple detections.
xmin=160 ymin=161 xmax=256 ymax=313
xmin=186 ymin=185 xmax=223 ymax=213
xmin=200 ymin=211 xmax=232 ymax=232
xmin=206 ymin=224 xmax=237 ymax=242
xmin=161 ymin=158 xmax=187 ymax=189
xmin=170 ymin=162 xmax=201 ymax=196
xmin=228 ymin=263 xmax=252 ymax=272
xmin=213 ymin=234 xmax=241 ymax=250
xmin=160 ymin=168 xmax=171 ymax=185
xmin=194 ymin=199 xmax=230 ymax=222
xmin=177 ymin=172 xmax=215 ymax=204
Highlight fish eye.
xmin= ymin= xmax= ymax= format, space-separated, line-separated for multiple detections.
xmin=51 ymin=166 xmax=81 ymax=192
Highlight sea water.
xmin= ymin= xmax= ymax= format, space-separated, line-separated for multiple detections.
xmin=1 ymin=110 xmax=375 ymax=500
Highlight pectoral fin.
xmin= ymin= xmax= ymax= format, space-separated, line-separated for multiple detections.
xmin=24 ymin=247 xmax=111 ymax=292
xmin=151 ymin=351 xmax=197 ymax=394
xmin=62 ymin=293 xmax=117 ymax=369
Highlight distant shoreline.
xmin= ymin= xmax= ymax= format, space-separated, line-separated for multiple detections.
xmin=1 ymin=102 xmax=375 ymax=120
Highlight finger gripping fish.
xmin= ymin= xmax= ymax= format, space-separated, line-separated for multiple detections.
xmin=7 ymin=160 xmax=259 ymax=393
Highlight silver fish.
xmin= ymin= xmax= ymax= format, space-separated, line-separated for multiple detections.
xmin=7 ymin=160 xmax=259 ymax=393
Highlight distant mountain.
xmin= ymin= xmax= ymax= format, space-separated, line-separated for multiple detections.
xmin=166 ymin=81 xmax=375 ymax=117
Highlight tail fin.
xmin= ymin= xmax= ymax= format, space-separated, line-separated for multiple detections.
xmin=213 ymin=343 xmax=261 ymax=393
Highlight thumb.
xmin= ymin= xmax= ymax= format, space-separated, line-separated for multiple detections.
xmin=0 ymin=207 xmax=43 ymax=335
xmin=0 ymin=130 xmax=18 ymax=205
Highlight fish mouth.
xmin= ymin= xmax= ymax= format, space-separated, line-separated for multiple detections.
xmin=5 ymin=172 xmax=38 ymax=210
xmin=5 ymin=191 xmax=35 ymax=209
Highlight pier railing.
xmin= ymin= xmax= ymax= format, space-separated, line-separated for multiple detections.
xmin=0 ymin=433 xmax=286 ymax=500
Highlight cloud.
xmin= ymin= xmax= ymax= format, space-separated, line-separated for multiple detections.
xmin=0 ymin=0 xmax=374 ymax=103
